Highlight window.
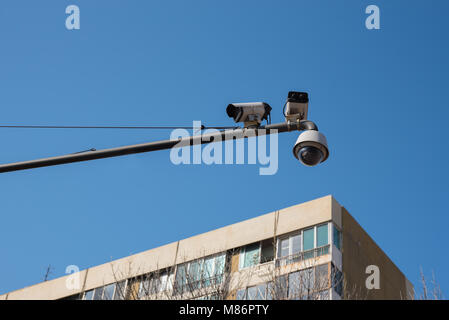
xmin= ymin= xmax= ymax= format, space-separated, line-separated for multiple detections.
xmin=114 ymin=280 xmax=126 ymax=300
xmin=279 ymin=238 xmax=289 ymax=258
xmin=298 ymin=267 xmax=315 ymax=297
xmin=273 ymin=275 xmax=288 ymax=299
xmin=103 ymin=283 xmax=115 ymax=300
xmin=237 ymin=282 xmax=271 ymax=300
xmin=83 ymin=280 xmax=127 ymax=300
xmin=188 ymin=260 xmax=202 ymax=290
xmin=303 ymin=228 xmax=315 ymax=251
xmin=240 ymin=242 xmax=260 ymax=269
xmin=84 ymin=289 xmax=94 ymax=300
xmin=333 ymin=225 xmax=342 ymax=250
xmin=174 ymin=264 xmax=187 ymax=293
xmin=276 ymin=223 xmax=332 ymax=266
xmin=318 ymin=289 xmax=330 ymax=300
xmin=315 ymin=264 xmax=329 ymax=289
xmin=331 ymin=263 xmax=343 ymax=297
xmin=246 ymin=286 xmax=258 ymax=300
xmin=174 ymin=253 xmax=226 ymax=293
xmin=288 ymin=271 xmax=300 ymax=299
xmin=317 ymin=224 xmax=328 ymax=247
xmin=138 ymin=277 xmax=151 ymax=298
xmin=285 ymin=265 xmax=328 ymax=299
xmin=203 ymin=256 xmax=215 ymax=280
xmin=287 ymin=269 xmax=317 ymax=299
xmin=317 ymin=224 xmax=329 ymax=255
xmin=211 ymin=253 xmax=226 ymax=285
xmin=260 ymin=239 xmax=274 ymax=263
xmin=138 ymin=271 xmax=172 ymax=298
xmin=291 ymin=234 xmax=301 ymax=255
xmin=277 ymin=233 xmax=301 ymax=258
xmin=158 ymin=272 xmax=169 ymax=292
xmin=93 ymin=286 xmax=104 ymax=300
xmin=236 ymin=289 xmax=246 ymax=300
xmin=303 ymin=228 xmax=315 ymax=259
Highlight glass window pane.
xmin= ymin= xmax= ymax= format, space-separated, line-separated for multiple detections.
xmin=260 ymin=240 xmax=274 ymax=263
xmin=166 ymin=273 xmax=174 ymax=292
xmin=315 ymin=264 xmax=329 ymax=289
xmin=236 ymin=289 xmax=246 ymax=300
xmin=288 ymin=272 xmax=300 ymax=299
xmin=318 ymin=289 xmax=329 ymax=300
xmin=299 ymin=268 xmax=315 ymax=297
xmin=214 ymin=253 xmax=226 ymax=285
xmin=247 ymin=286 xmax=258 ymax=300
xmin=317 ymin=224 xmax=328 ymax=247
xmin=274 ymin=275 xmax=288 ymax=299
xmin=256 ymin=283 xmax=267 ymax=300
xmin=266 ymin=282 xmax=273 ymax=300
xmin=279 ymin=238 xmax=289 ymax=257
xmin=138 ymin=278 xmax=150 ymax=298
xmin=333 ymin=225 xmax=341 ymax=250
xmin=291 ymin=234 xmax=301 ymax=255
xmin=214 ymin=254 xmax=226 ymax=276
xmin=202 ymin=257 xmax=215 ymax=287
xmin=160 ymin=273 xmax=168 ymax=292
xmin=189 ymin=260 xmax=202 ymax=282
xmin=113 ymin=281 xmax=126 ymax=300
xmin=303 ymin=228 xmax=315 ymax=251
xmin=332 ymin=264 xmax=343 ymax=296
xmin=243 ymin=243 xmax=260 ymax=268
xmin=103 ymin=284 xmax=115 ymax=300
xmin=93 ymin=287 xmax=104 ymax=300
xmin=175 ymin=264 xmax=186 ymax=292
xmin=84 ymin=290 xmax=94 ymax=300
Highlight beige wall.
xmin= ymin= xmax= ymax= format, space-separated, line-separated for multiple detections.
xmin=341 ymin=207 xmax=413 ymax=299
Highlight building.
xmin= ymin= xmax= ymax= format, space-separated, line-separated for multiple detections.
xmin=0 ymin=195 xmax=414 ymax=300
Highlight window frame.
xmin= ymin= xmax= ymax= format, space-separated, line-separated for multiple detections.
xmin=239 ymin=242 xmax=261 ymax=270
xmin=174 ymin=252 xmax=226 ymax=292
xmin=277 ymin=232 xmax=302 ymax=258
xmin=332 ymin=223 xmax=342 ymax=251
xmin=237 ymin=282 xmax=271 ymax=300
xmin=83 ymin=279 xmax=127 ymax=300
xmin=316 ymin=223 xmax=329 ymax=248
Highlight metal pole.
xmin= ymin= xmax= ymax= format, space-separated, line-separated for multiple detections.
xmin=0 ymin=121 xmax=315 ymax=174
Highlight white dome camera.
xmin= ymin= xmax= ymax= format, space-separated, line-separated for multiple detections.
xmin=293 ymin=130 xmax=329 ymax=166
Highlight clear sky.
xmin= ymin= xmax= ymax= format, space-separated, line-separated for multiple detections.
xmin=0 ymin=0 xmax=448 ymax=296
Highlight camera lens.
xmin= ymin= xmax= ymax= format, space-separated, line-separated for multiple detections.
xmin=298 ymin=146 xmax=323 ymax=166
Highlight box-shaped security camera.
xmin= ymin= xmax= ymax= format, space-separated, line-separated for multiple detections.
xmin=285 ymin=91 xmax=309 ymax=121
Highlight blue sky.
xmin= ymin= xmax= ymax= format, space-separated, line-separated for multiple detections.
xmin=0 ymin=0 xmax=448 ymax=296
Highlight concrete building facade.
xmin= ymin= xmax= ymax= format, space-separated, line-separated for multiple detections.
xmin=0 ymin=195 xmax=413 ymax=300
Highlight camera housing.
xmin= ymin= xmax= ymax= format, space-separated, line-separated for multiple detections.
xmin=226 ymin=102 xmax=272 ymax=128
xmin=284 ymin=91 xmax=309 ymax=122
xmin=293 ymin=130 xmax=329 ymax=166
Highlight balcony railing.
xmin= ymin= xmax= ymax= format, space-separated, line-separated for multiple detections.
xmin=275 ymin=244 xmax=330 ymax=267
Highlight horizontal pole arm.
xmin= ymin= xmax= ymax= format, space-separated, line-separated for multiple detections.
xmin=0 ymin=121 xmax=313 ymax=174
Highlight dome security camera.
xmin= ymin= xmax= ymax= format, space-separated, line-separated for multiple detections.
xmin=293 ymin=130 xmax=329 ymax=166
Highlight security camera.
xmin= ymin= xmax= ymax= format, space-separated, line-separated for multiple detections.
xmin=226 ymin=102 xmax=272 ymax=128
xmin=293 ymin=130 xmax=329 ymax=166
xmin=284 ymin=91 xmax=308 ymax=122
